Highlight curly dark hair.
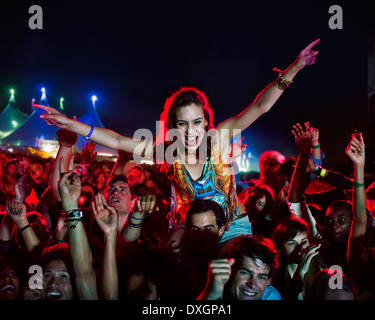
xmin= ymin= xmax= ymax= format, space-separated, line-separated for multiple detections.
xmin=222 ymin=234 xmax=279 ymax=279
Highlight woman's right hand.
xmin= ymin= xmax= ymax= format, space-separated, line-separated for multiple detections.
xmin=295 ymin=243 xmax=321 ymax=282
xmin=33 ymin=104 xmax=71 ymax=128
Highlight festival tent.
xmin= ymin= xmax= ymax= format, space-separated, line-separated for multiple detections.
xmin=0 ymin=89 xmax=62 ymax=148
xmin=76 ymin=96 xmax=117 ymax=156
xmin=0 ymin=90 xmax=28 ymax=140
xmin=0 ymin=90 xmax=117 ymax=158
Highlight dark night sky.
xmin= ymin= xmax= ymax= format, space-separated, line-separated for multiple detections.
xmin=0 ymin=0 xmax=372 ymax=174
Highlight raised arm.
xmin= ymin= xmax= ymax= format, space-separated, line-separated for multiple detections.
xmin=108 ymin=150 xmax=132 ymax=181
xmin=58 ymin=156 xmax=98 ymax=300
xmin=6 ymin=201 xmax=40 ymax=254
xmin=1 ymin=172 xmax=35 ymax=243
xmin=345 ymin=133 xmax=367 ymax=280
xmin=197 ymin=259 xmax=234 ymax=300
xmin=217 ymin=39 xmax=320 ymax=138
xmin=305 ymin=122 xmax=321 ymax=162
xmin=288 ymin=123 xmax=319 ymax=238
xmin=51 ymin=129 xmax=78 ymax=202
xmin=35 ymin=104 xmax=145 ymax=153
xmin=92 ymin=193 xmax=118 ymax=300
xmin=121 ymin=195 xmax=158 ymax=243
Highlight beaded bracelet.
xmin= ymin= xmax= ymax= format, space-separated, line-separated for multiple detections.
xmin=273 ymin=67 xmax=293 ymax=90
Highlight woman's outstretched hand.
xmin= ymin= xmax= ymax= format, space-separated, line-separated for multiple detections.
xmin=293 ymin=38 xmax=320 ymax=70
xmin=33 ymin=104 xmax=71 ymax=128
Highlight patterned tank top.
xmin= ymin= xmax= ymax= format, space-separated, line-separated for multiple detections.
xmin=165 ymin=136 xmax=243 ymax=230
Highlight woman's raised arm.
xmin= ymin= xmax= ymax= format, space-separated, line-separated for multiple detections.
xmin=217 ymin=39 xmax=320 ymax=138
xmin=34 ymin=104 xmax=148 ymax=154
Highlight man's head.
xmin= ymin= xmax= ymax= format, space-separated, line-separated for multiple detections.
xmin=222 ymin=235 xmax=279 ymax=300
xmin=185 ymin=200 xmax=226 ymax=257
xmin=124 ymin=161 xmax=145 ymax=187
xmin=105 ymin=175 xmax=133 ymax=215
xmin=258 ymin=151 xmax=286 ymax=194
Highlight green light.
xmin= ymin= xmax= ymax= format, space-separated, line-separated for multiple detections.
xmin=10 ymin=89 xmax=14 ymax=95
xmin=60 ymin=97 xmax=64 ymax=109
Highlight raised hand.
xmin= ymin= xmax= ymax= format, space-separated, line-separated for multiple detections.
xmin=304 ymin=121 xmax=319 ymax=146
xmin=295 ymin=243 xmax=321 ymax=282
xmin=345 ymin=132 xmax=365 ymax=168
xmin=198 ymin=258 xmax=235 ymax=300
xmin=56 ymin=128 xmax=78 ymax=148
xmin=81 ymin=141 xmax=97 ymax=166
xmin=14 ymin=174 xmax=36 ymax=203
xmin=6 ymin=201 xmax=28 ymax=228
xmin=291 ymin=122 xmax=312 ymax=155
xmin=229 ymin=137 xmax=246 ymax=161
xmin=92 ymin=193 xmax=118 ymax=236
xmin=135 ymin=195 xmax=159 ymax=214
xmin=293 ymin=39 xmax=320 ymax=70
xmin=33 ymin=104 xmax=71 ymax=128
xmin=54 ymin=214 xmax=68 ymax=242
xmin=57 ymin=156 xmax=81 ymax=212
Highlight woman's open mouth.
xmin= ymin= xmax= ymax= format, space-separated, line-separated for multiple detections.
xmin=185 ymin=136 xmax=198 ymax=147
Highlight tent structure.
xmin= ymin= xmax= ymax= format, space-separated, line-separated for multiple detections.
xmin=76 ymin=97 xmax=117 ymax=156
xmin=0 ymin=90 xmax=29 ymax=140
xmin=0 ymin=89 xmax=62 ymax=149
xmin=0 ymin=90 xmax=117 ymax=157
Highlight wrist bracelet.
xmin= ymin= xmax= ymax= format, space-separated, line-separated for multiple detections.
xmin=20 ymin=224 xmax=31 ymax=232
xmin=82 ymin=125 xmax=94 ymax=149
xmin=319 ymin=168 xmax=328 ymax=178
xmin=130 ymin=213 xmax=145 ymax=221
xmin=314 ymin=166 xmax=321 ymax=175
xmin=312 ymin=144 xmax=320 ymax=149
xmin=64 ymin=209 xmax=83 ymax=220
xmin=85 ymin=125 xmax=94 ymax=140
xmin=314 ymin=166 xmax=328 ymax=178
xmin=128 ymin=222 xmax=142 ymax=228
xmin=354 ymin=181 xmax=365 ymax=188
xmin=273 ymin=67 xmax=293 ymax=90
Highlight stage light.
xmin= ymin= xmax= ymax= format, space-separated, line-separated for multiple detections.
xmin=92 ymin=95 xmax=97 ymax=102
xmin=10 ymin=89 xmax=14 ymax=95
xmin=41 ymin=87 xmax=46 ymax=93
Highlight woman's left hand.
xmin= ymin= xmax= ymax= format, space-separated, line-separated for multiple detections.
xmin=293 ymin=38 xmax=320 ymax=70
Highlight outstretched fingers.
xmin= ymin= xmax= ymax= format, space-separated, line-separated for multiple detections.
xmin=303 ymin=38 xmax=320 ymax=53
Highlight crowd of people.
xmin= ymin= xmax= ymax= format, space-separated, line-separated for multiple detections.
xmin=1 ymin=38 xmax=375 ymax=301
